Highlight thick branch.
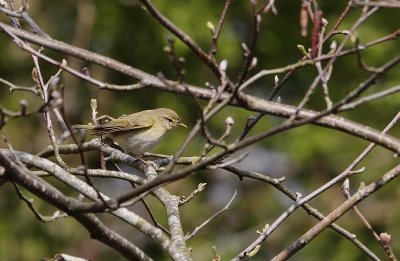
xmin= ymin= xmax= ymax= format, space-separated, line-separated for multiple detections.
xmin=0 ymin=151 xmax=151 ymax=260
xmin=0 ymin=150 xmax=182 ymax=258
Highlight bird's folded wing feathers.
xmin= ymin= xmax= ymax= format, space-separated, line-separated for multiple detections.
xmin=91 ymin=116 xmax=154 ymax=135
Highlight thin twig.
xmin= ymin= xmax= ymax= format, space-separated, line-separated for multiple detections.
xmin=12 ymin=182 xmax=68 ymax=223
xmin=185 ymin=191 xmax=237 ymax=240
xmin=209 ymin=0 xmax=233 ymax=57
xmin=339 ymin=84 xmax=400 ymax=112
xmin=138 ymin=0 xmax=221 ymax=78
xmin=353 ymin=0 xmax=400 ymax=8
xmin=179 ymin=183 xmax=207 ymax=206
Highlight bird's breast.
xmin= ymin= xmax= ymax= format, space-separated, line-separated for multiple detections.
xmin=110 ymin=128 xmax=166 ymax=154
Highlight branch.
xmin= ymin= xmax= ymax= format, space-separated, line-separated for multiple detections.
xmin=234 ymin=109 xmax=400 ymax=260
xmin=0 ymin=149 xmax=179 ymax=257
xmin=0 ymin=150 xmax=152 ymax=260
xmin=138 ymin=0 xmax=221 ymax=78
xmin=353 ymin=0 xmax=400 ymax=8
xmin=223 ymin=166 xmax=379 ymax=260
xmin=140 ymin=162 xmax=191 ymax=261
xmin=271 ymin=164 xmax=400 ymax=261
xmin=185 ymin=191 xmax=237 ymax=240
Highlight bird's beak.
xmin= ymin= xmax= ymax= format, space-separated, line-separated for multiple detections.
xmin=179 ymin=122 xmax=187 ymax=128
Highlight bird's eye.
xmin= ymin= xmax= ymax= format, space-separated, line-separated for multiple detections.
xmin=166 ymin=117 xmax=174 ymax=123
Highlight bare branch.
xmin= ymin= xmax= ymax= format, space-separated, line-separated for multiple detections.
xmin=178 ymin=183 xmax=207 ymax=206
xmin=185 ymin=191 xmax=237 ymax=240
xmin=270 ymin=164 xmax=400 ymax=261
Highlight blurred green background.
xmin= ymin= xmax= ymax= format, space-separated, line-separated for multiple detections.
xmin=0 ymin=0 xmax=399 ymax=260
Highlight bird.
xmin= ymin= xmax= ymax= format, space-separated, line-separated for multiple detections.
xmin=72 ymin=108 xmax=186 ymax=154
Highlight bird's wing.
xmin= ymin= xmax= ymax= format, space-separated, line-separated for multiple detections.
xmin=91 ymin=115 xmax=154 ymax=135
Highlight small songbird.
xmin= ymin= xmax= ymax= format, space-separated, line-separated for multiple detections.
xmin=73 ymin=108 xmax=186 ymax=154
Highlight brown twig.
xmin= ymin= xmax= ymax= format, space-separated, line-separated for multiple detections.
xmin=209 ymin=0 xmax=233 ymax=57
xmin=138 ymin=0 xmax=221 ymax=78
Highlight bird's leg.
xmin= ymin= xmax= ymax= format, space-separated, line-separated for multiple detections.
xmin=128 ymin=152 xmax=147 ymax=164
xmin=99 ymin=136 xmax=115 ymax=169
xmin=125 ymin=151 xmax=159 ymax=173
xmin=99 ymin=151 xmax=107 ymax=170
